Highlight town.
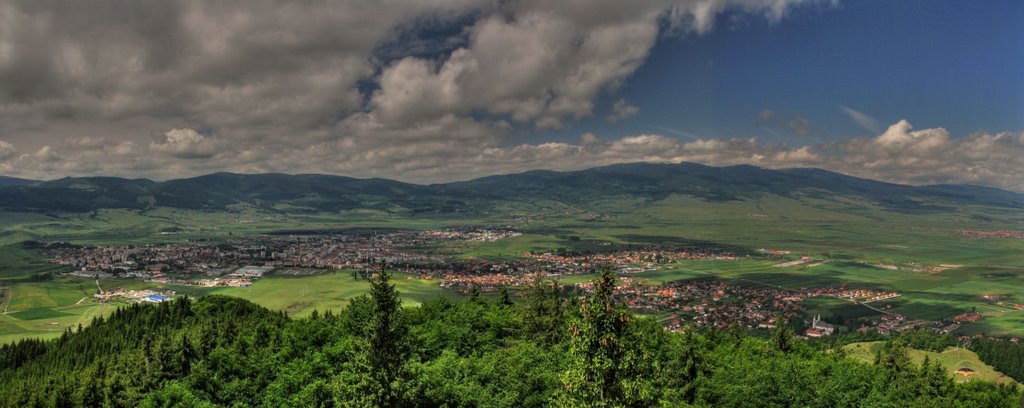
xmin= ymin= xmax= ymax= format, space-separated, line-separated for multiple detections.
xmin=571 ymin=277 xmax=915 ymax=337
xmin=49 ymin=227 xmax=521 ymax=284
xmin=44 ymin=228 xmax=989 ymax=339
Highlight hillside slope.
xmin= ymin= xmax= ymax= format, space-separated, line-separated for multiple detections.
xmin=1 ymin=290 xmax=1020 ymax=407
xmin=1 ymin=163 xmax=1021 ymax=214
xmin=0 ymin=176 xmax=35 ymax=188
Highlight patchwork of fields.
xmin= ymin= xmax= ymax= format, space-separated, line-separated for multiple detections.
xmin=0 ymin=195 xmax=1022 ymax=344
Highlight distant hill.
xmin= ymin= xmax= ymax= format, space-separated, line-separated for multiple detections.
xmin=0 ymin=163 xmax=1021 ymax=214
xmin=0 ymin=176 xmax=36 ymax=188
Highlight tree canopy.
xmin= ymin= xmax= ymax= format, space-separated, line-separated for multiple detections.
xmin=0 ymin=272 xmax=1020 ymax=407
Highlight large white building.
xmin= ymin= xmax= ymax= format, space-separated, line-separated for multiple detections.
xmin=230 ymin=265 xmax=274 ymax=278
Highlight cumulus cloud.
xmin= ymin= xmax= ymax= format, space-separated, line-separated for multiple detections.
xmin=370 ymin=7 xmax=660 ymax=129
xmin=0 ymin=0 xmax=491 ymax=135
xmin=0 ymin=0 xmax=829 ymax=155
xmin=367 ymin=0 xmax=826 ymax=130
xmin=10 ymin=1 xmax=1017 ymax=193
xmin=1 ymin=119 xmax=1022 ymax=191
xmin=150 ymin=129 xmax=221 ymax=159
xmin=830 ymin=120 xmax=1024 ymax=188
xmin=606 ymin=99 xmax=639 ymax=123
xmin=0 ymin=140 xmax=16 ymax=160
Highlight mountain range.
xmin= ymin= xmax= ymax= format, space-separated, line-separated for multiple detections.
xmin=0 ymin=162 xmax=1021 ymax=214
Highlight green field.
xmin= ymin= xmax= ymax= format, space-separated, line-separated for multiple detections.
xmin=843 ymin=341 xmax=1018 ymax=385
xmin=0 ymin=302 xmax=120 ymax=344
xmin=0 ymin=271 xmax=452 ymax=343
xmin=210 ymin=272 xmax=450 ymax=317
xmin=0 ymin=244 xmax=67 ymax=280
xmin=0 ymin=192 xmax=1022 ymax=343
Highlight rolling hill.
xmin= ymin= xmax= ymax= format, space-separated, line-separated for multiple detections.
xmin=0 ymin=163 xmax=1021 ymax=214
xmin=0 ymin=176 xmax=36 ymax=189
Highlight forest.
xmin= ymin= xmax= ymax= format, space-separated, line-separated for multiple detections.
xmin=0 ymin=270 xmax=1021 ymax=408
xmin=972 ymin=338 xmax=1024 ymax=386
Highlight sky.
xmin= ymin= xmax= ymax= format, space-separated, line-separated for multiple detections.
xmin=0 ymin=0 xmax=1022 ymax=190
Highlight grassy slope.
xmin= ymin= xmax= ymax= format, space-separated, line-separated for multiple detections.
xmin=210 ymin=272 xmax=450 ymax=317
xmin=0 ymin=272 xmax=450 ymax=344
xmin=843 ymin=341 xmax=1018 ymax=385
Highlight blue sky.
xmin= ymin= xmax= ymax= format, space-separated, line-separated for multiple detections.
xmin=544 ymin=0 xmax=1024 ymax=145
xmin=0 ymin=0 xmax=1022 ymax=189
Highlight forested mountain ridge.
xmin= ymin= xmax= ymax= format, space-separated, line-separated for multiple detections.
xmin=0 ymin=176 xmax=36 ymax=188
xmin=1 ymin=271 xmax=1020 ymax=407
xmin=1 ymin=163 xmax=1021 ymax=213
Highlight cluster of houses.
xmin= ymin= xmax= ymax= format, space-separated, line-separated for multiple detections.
xmin=435 ymin=246 xmax=741 ymax=292
xmin=526 ymin=247 xmax=737 ymax=271
xmin=574 ymin=277 xmax=855 ymax=333
xmin=953 ymin=312 xmax=984 ymax=323
xmin=54 ymin=228 xmax=998 ymax=339
xmin=853 ymin=313 xmax=932 ymax=335
xmin=416 ymin=228 xmax=520 ymax=242
xmin=147 ymin=275 xmax=254 ymax=287
xmin=49 ymin=227 xmax=519 ymax=281
xmin=836 ymin=289 xmax=902 ymax=303
xmin=956 ymin=228 xmax=1024 ymax=240
xmin=94 ymin=288 xmax=176 ymax=304
xmin=440 ymin=273 xmax=537 ymax=293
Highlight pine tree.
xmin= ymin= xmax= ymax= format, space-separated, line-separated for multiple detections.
xmin=469 ymin=286 xmax=483 ymax=304
xmin=875 ymin=340 xmax=914 ymax=388
xmin=559 ymin=268 xmax=634 ymax=407
xmin=525 ymin=274 xmax=565 ymax=344
xmin=773 ymin=316 xmax=793 ymax=352
xmin=359 ymin=271 xmax=409 ymax=407
xmin=498 ymin=287 xmax=514 ymax=307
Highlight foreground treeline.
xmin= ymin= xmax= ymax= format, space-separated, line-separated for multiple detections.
xmin=0 ymin=271 xmax=1021 ymax=407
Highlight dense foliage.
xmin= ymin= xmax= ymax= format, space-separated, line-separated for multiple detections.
xmin=812 ymin=329 xmax=959 ymax=353
xmin=972 ymin=338 xmax=1024 ymax=383
xmin=0 ymin=270 xmax=1020 ymax=407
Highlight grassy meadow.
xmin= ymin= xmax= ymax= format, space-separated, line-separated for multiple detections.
xmin=211 ymin=272 xmax=451 ymax=317
xmin=843 ymin=341 xmax=1019 ymax=385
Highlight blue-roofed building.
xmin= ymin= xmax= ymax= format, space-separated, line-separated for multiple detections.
xmin=145 ymin=295 xmax=170 ymax=303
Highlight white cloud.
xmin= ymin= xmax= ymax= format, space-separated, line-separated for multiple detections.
xmin=0 ymin=0 xmax=833 ymax=176
xmin=0 ymin=140 xmax=16 ymax=160
xmin=369 ymin=0 xmax=824 ymax=129
xmin=606 ymin=99 xmax=639 ymax=123
xmin=31 ymin=146 xmax=61 ymax=163
xmin=840 ymin=105 xmax=880 ymax=133
xmin=2 ymin=118 xmax=1023 ymax=192
xmin=150 ymin=129 xmax=222 ymax=159
xmin=15 ymin=0 xmax=1020 ymax=193
xmin=370 ymin=9 xmax=660 ymax=129
xmin=832 ymin=120 xmax=1024 ymax=188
